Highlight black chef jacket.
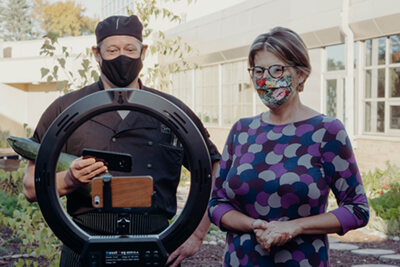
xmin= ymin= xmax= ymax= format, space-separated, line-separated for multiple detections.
xmin=31 ymin=79 xmax=221 ymax=219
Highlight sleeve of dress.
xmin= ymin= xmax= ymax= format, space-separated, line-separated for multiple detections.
xmin=321 ymin=118 xmax=370 ymax=235
xmin=208 ymin=122 xmax=238 ymax=230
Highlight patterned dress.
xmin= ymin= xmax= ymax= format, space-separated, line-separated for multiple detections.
xmin=208 ymin=114 xmax=369 ymax=267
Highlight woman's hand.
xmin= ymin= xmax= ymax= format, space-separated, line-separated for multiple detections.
xmin=253 ymin=220 xmax=296 ymax=253
xmin=67 ymin=157 xmax=108 ymax=185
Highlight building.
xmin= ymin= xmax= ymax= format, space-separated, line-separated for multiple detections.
xmin=0 ymin=0 xmax=399 ymax=173
xmin=101 ymin=0 xmax=135 ymax=18
xmin=163 ymin=0 xmax=400 ymax=172
xmin=0 ymin=35 xmax=97 ymax=137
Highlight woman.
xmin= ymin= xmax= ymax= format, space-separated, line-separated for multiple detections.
xmin=208 ymin=27 xmax=369 ymax=266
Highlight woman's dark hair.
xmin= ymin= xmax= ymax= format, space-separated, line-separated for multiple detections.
xmin=248 ymin=27 xmax=312 ymax=80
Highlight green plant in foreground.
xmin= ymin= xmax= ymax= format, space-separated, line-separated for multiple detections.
xmin=362 ymin=162 xmax=400 ymax=236
xmin=369 ymin=183 xmax=400 ymax=221
xmin=0 ymin=161 xmax=62 ymax=266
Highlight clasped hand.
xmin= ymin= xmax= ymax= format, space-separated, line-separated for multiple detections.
xmin=252 ymin=219 xmax=295 ymax=253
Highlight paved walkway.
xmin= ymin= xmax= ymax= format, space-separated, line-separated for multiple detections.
xmin=329 ymin=237 xmax=400 ymax=267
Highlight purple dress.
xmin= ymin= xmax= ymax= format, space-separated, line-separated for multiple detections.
xmin=208 ymin=114 xmax=369 ymax=267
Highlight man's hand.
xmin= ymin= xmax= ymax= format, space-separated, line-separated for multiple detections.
xmin=68 ymin=157 xmax=108 ymax=185
xmin=165 ymin=232 xmax=204 ymax=267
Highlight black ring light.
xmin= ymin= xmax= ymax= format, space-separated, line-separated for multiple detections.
xmin=34 ymin=89 xmax=212 ymax=266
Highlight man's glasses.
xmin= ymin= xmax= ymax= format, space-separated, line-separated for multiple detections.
xmin=248 ymin=65 xmax=295 ymax=79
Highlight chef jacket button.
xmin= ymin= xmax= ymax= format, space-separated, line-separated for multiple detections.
xmin=111 ymin=137 xmax=117 ymax=143
xmin=148 ymin=141 xmax=153 ymax=146
xmin=147 ymin=163 xmax=152 ymax=169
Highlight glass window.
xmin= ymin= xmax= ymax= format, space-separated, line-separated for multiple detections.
xmin=378 ymin=68 xmax=385 ymax=98
xmin=365 ymin=40 xmax=372 ymax=66
xmin=354 ymin=42 xmax=357 ymax=69
xmin=169 ymin=60 xmax=281 ymax=126
xmin=202 ymin=66 xmax=218 ymax=123
xmin=221 ymin=61 xmax=254 ymax=125
xmin=390 ymin=67 xmax=400 ymax=97
xmin=364 ymin=102 xmax=385 ymax=132
xmin=377 ymin=101 xmax=385 ymax=132
xmin=378 ymin=37 xmax=386 ymax=65
xmin=326 ymin=79 xmax=337 ymax=117
xmin=390 ymin=105 xmax=400 ymax=129
xmin=390 ymin=35 xmax=400 ymax=63
xmin=326 ymin=44 xmax=345 ymax=71
xmin=363 ymin=35 xmax=400 ymax=135
xmin=365 ymin=69 xmax=372 ymax=98
xmin=364 ymin=102 xmax=371 ymax=132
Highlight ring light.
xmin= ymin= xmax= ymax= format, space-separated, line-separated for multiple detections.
xmin=34 ymin=89 xmax=212 ymax=266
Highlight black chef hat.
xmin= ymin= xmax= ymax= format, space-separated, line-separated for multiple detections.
xmin=95 ymin=15 xmax=143 ymax=43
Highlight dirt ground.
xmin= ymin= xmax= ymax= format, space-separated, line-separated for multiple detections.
xmin=1 ymin=227 xmax=399 ymax=266
xmin=181 ymin=229 xmax=400 ymax=267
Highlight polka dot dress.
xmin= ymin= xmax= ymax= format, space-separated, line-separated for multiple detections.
xmin=209 ymin=114 xmax=369 ymax=267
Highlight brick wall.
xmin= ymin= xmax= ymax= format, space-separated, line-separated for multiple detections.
xmin=353 ymin=138 xmax=400 ymax=174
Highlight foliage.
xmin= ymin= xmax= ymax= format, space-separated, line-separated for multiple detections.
xmin=362 ymin=161 xmax=400 ymax=199
xmin=0 ymin=0 xmax=4 ymax=37
xmin=39 ymin=0 xmax=198 ymax=94
xmin=0 ymin=161 xmax=62 ymax=266
xmin=1 ymin=0 xmax=36 ymax=41
xmin=32 ymin=0 xmax=98 ymax=37
xmin=361 ymin=162 xmax=400 ymax=236
xmin=133 ymin=0 xmax=198 ymax=90
xmin=369 ymin=183 xmax=400 ymax=228
xmin=40 ymin=31 xmax=99 ymax=94
xmin=0 ymin=127 xmax=10 ymax=148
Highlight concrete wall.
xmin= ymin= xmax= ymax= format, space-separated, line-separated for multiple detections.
xmin=0 ymin=35 xmax=98 ymax=135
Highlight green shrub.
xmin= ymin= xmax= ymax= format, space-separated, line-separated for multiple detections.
xmin=0 ymin=161 xmax=61 ymax=266
xmin=362 ymin=162 xmax=400 ymax=236
xmin=0 ymin=128 xmax=11 ymax=148
xmin=369 ymin=183 xmax=400 ymax=221
xmin=0 ymin=191 xmax=19 ymax=218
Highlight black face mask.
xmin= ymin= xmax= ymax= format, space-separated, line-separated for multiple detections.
xmin=100 ymin=54 xmax=143 ymax=87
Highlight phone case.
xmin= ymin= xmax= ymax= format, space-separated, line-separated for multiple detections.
xmin=91 ymin=176 xmax=153 ymax=208
xmin=82 ymin=148 xmax=132 ymax=172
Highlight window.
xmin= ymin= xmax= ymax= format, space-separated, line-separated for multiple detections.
xmin=170 ymin=60 xmax=262 ymax=126
xmin=171 ymin=71 xmax=192 ymax=106
xmin=221 ymin=61 xmax=254 ymax=125
xmin=326 ymin=44 xmax=345 ymax=71
xmin=363 ymin=35 xmax=400 ymax=134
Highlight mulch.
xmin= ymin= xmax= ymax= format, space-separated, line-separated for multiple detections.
xmin=1 ymin=226 xmax=399 ymax=267
xmin=182 ymin=229 xmax=400 ymax=267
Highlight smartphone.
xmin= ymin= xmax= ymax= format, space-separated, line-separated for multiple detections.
xmin=82 ymin=148 xmax=132 ymax=172
xmin=91 ymin=176 xmax=153 ymax=208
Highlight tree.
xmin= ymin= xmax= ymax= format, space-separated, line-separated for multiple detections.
xmin=32 ymin=0 xmax=98 ymax=37
xmin=40 ymin=0 xmax=198 ymax=94
xmin=2 ymin=0 xmax=35 ymax=41
xmin=0 ymin=0 xmax=4 ymax=38
xmin=134 ymin=0 xmax=198 ymax=90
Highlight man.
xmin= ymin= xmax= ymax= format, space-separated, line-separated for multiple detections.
xmin=23 ymin=15 xmax=221 ymax=266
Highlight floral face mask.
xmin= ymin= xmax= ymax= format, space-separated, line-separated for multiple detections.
xmin=254 ymin=75 xmax=294 ymax=108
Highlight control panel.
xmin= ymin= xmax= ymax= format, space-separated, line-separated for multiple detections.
xmin=81 ymin=237 xmax=168 ymax=266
